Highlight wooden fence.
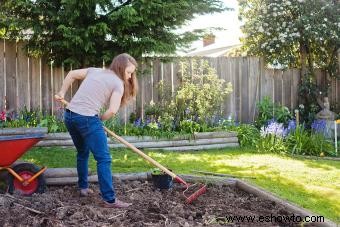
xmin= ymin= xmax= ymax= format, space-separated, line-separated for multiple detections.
xmin=0 ymin=39 xmax=339 ymax=123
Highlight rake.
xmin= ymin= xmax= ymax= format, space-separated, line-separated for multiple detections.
xmin=55 ymin=95 xmax=207 ymax=203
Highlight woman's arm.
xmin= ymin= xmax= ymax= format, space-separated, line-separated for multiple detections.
xmin=100 ymin=89 xmax=124 ymax=121
xmin=56 ymin=68 xmax=88 ymax=100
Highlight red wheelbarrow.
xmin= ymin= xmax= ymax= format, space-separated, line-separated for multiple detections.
xmin=0 ymin=133 xmax=47 ymax=195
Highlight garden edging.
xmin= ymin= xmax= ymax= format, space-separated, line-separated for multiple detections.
xmin=0 ymin=127 xmax=239 ymax=151
xmin=43 ymin=168 xmax=336 ymax=227
xmin=42 ymin=131 xmax=239 ymax=151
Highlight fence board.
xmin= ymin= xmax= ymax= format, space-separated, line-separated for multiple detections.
xmin=0 ymin=40 xmax=4 ymax=110
xmin=291 ymin=69 xmax=300 ymax=109
xmin=241 ymin=57 xmax=249 ymax=122
xmin=282 ymin=70 xmax=292 ymax=109
xmin=273 ymin=69 xmax=283 ymax=105
xmin=144 ymin=65 xmax=153 ymax=108
xmin=263 ymin=69 xmax=274 ymax=102
xmin=41 ymin=59 xmax=51 ymax=114
xmin=248 ymin=57 xmax=260 ymax=122
xmin=30 ymin=58 xmax=41 ymax=111
xmin=53 ymin=66 xmax=63 ymax=115
xmin=233 ymin=58 xmax=241 ymax=122
xmin=5 ymin=41 xmax=16 ymax=111
xmin=220 ymin=57 xmax=231 ymax=117
xmin=17 ymin=42 xmax=29 ymax=110
xmin=173 ymin=61 xmax=181 ymax=95
xmin=152 ymin=59 xmax=161 ymax=103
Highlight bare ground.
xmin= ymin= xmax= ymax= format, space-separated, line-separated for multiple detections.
xmin=0 ymin=179 xmax=316 ymax=227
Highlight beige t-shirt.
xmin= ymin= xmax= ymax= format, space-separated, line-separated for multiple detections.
xmin=67 ymin=68 xmax=124 ymax=116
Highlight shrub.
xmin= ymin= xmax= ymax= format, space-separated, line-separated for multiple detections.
xmin=285 ymin=124 xmax=335 ymax=156
xmin=255 ymin=97 xmax=292 ymax=128
xmin=235 ymin=124 xmax=260 ymax=147
xmin=285 ymin=124 xmax=311 ymax=155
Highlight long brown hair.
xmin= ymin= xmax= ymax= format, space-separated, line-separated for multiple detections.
xmin=109 ymin=53 xmax=138 ymax=106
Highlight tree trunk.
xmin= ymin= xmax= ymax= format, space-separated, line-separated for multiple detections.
xmin=299 ymin=40 xmax=307 ymax=78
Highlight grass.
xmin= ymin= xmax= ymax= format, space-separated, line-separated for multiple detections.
xmin=22 ymin=147 xmax=340 ymax=222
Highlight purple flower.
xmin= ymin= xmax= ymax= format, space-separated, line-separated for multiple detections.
xmin=143 ymin=118 xmax=151 ymax=127
xmin=311 ymin=119 xmax=326 ymax=134
xmin=261 ymin=120 xmax=285 ymax=138
xmin=134 ymin=118 xmax=142 ymax=127
xmin=8 ymin=111 xmax=18 ymax=121
xmin=284 ymin=120 xmax=297 ymax=136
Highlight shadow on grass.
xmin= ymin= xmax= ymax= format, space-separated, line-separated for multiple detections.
xmin=301 ymin=159 xmax=340 ymax=171
xmin=249 ymin=173 xmax=340 ymax=223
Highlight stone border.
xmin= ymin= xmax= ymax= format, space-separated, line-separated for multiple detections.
xmin=36 ymin=131 xmax=239 ymax=151
xmin=0 ymin=127 xmax=48 ymax=135
xmin=0 ymin=128 xmax=239 ymax=151
xmin=43 ymin=169 xmax=336 ymax=227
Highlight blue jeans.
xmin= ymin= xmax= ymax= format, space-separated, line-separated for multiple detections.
xmin=64 ymin=110 xmax=115 ymax=202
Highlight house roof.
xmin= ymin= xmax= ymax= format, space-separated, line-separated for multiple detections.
xmin=185 ymin=43 xmax=242 ymax=57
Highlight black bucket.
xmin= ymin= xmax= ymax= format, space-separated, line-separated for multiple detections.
xmin=151 ymin=173 xmax=173 ymax=189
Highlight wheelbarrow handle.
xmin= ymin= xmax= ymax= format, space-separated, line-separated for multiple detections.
xmin=54 ymin=95 xmax=182 ymax=182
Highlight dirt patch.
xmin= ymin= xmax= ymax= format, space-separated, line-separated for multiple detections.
xmin=0 ymin=179 xmax=315 ymax=227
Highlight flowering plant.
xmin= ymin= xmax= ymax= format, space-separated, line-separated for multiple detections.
xmin=0 ymin=111 xmax=6 ymax=121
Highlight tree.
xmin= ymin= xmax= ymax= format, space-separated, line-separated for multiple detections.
xmin=239 ymin=0 xmax=339 ymax=79
xmin=0 ymin=0 xmax=227 ymax=67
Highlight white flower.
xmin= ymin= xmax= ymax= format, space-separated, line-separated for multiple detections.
xmin=324 ymin=18 xmax=328 ymax=22
xmin=299 ymin=104 xmax=304 ymax=109
xmin=259 ymin=26 xmax=264 ymax=33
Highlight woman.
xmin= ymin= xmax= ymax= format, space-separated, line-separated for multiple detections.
xmin=55 ymin=53 xmax=138 ymax=208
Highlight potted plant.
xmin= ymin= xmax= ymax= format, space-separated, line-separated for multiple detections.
xmin=150 ymin=168 xmax=173 ymax=189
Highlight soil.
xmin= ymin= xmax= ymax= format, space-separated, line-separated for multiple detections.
xmin=0 ymin=179 xmax=316 ymax=227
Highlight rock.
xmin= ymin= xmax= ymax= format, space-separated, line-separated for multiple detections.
xmin=0 ymin=197 xmax=6 ymax=206
xmin=183 ymin=222 xmax=190 ymax=227
xmin=70 ymin=211 xmax=83 ymax=220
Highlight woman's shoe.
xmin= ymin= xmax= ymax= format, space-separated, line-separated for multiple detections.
xmin=80 ymin=188 xmax=94 ymax=197
xmin=103 ymin=199 xmax=132 ymax=208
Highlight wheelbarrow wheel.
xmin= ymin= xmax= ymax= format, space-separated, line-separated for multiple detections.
xmin=7 ymin=162 xmax=46 ymax=196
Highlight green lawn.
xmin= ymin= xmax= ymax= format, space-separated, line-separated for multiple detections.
xmin=22 ymin=147 xmax=340 ymax=222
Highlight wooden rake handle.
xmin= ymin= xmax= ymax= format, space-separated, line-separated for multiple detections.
xmin=54 ymin=95 xmax=179 ymax=180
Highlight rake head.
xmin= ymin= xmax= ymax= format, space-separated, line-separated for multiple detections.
xmin=174 ymin=176 xmax=207 ymax=203
xmin=183 ymin=183 xmax=207 ymax=204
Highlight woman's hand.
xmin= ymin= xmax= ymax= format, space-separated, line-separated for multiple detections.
xmin=55 ymin=92 xmax=65 ymax=101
